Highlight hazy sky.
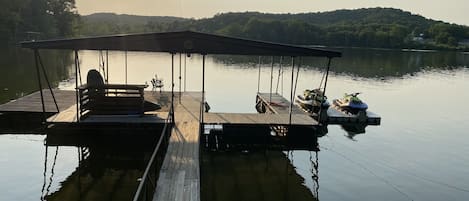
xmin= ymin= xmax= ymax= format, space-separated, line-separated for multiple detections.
xmin=76 ymin=0 xmax=469 ymax=25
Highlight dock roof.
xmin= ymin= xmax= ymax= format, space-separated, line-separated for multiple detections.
xmin=21 ymin=31 xmax=341 ymax=58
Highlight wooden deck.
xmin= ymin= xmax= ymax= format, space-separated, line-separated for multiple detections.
xmin=46 ymin=91 xmax=176 ymax=124
xmin=0 ymin=89 xmax=76 ymax=113
xmin=204 ymin=113 xmax=317 ymax=126
xmin=0 ymin=90 xmax=76 ymax=132
xmin=153 ymin=92 xmax=201 ymax=201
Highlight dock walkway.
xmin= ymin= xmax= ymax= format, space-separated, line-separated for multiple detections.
xmin=153 ymin=92 xmax=201 ymax=201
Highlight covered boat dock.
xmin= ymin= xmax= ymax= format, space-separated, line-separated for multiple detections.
xmin=17 ymin=31 xmax=344 ymax=201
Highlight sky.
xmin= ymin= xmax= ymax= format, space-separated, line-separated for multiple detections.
xmin=75 ymin=0 xmax=469 ymax=26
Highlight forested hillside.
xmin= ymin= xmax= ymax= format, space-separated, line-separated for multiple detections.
xmin=0 ymin=0 xmax=79 ymax=45
xmin=79 ymin=13 xmax=185 ymax=35
xmin=81 ymin=8 xmax=469 ymax=50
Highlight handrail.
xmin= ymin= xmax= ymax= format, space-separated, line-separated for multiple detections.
xmin=132 ymin=106 xmax=173 ymax=201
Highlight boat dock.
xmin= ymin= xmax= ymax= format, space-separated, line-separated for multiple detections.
xmin=11 ymin=31 xmax=382 ymax=201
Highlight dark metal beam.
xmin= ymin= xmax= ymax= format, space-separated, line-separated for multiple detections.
xmin=33 ymin=49 xmax=46 ymax=123
xmin=21 ymin=31 xmax=342 ymax=58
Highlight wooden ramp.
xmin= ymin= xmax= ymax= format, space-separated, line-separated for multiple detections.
xmin=153 ymin=92 xmax=201 ymax=201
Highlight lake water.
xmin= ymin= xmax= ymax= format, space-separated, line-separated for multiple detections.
xmin=1 ymin=47 xmax=469 ymax=201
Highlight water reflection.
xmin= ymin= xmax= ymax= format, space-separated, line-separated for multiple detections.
xmin=40 ymin=133 xmax=156 ymax=201
xmin=0 ymin=48 xmax=73 ymax=104
xmin=212 ymin=48 xmax=469 ymax=79
xmin=201 ymin=149 xmax=320 ymax=201
xmin=200 ymin=124 xmax=352 ymax=201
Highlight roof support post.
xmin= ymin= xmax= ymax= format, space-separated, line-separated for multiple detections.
xmin=184 ymin=54 xmax=187 ymax=92
xmin=37 ymin=51 xmax=59 ymax=113
xmin=171 ymin=53 xmax=175 ymax=123
xmin=200 ymin=54 xmax=206 ymax=132
xmin=74 ymin=50 xmax=80 ymax=122
xmin=289 ymin=57 xmax=296 ymax=125
xmin=106 ymin=50 xmax=109 ymax=84
xmin=34 ymin=49 xmax=46 ymax=123
xmin=276 ymin=56 xmax=283 ymax=95
xmin=179 ymin=53 xmax=182 ymax=103
xmin=269 ymin=56 xmax=274 ymax=103
xmin=318 ymin=57 xmax=332 ymax=123
xmin=125 ymin=51 xmax=128 ymax=84
xmin=257 ymin=56 xmax=261 ymax=93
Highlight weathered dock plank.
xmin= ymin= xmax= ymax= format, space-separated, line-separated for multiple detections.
xmin=204 ymin=113 xmax=317 ymax=126
xmin=153 ymin=92 xmax=201 ymax=201
xmin=0 ymin=89 xmax=75 ymax=112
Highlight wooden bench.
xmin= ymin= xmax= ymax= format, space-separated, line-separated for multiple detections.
xmin=78 ymin=84 xmax=147 ymax=117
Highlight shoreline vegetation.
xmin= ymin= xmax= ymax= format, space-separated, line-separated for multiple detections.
xmin=75 ymin=8 xmax=469 ymax=52
xmin=2 ymin=3 xmax=469 ymax=51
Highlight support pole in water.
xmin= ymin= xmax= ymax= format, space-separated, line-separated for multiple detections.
xmin=74 ymin=50 xmax=80 ymax=122
xmin=171 ymin=53 xmax=175 ymax=122
xmin=179 ymin=53 xmax=182 ymax=103
xmin=269 ymin=56 xmax=274 ymax=103
xmin=257 ymin=56 xmax=261 ymax=93
xmin=34 ymin=49 xmax=46 ymax=123
xmin=289 ymin=57 xmax=296 ymax=125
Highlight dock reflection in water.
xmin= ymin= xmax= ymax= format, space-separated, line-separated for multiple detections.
xmin=41 ymin=133 xmax=158 ymax=201
xmin=201 ymin=128 xmax=324 ymax=201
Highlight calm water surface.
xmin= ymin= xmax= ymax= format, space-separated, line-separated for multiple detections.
xmin=1 ymin=47 xmax=469 ymax=201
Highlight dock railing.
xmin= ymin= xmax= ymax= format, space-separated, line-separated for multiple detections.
xmin=78 ymin=84 xmax=146 ymax=118
xmin=132 ymin=107 xmax=173 ymax=201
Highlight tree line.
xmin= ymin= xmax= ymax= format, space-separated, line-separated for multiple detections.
xmin=0 ymin=0 xmax=79 ymax=45
xmin=2 ymin=5 xmax=469 ymax=50
xmin=80 ymin=8 xmax=469 ymax=50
